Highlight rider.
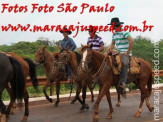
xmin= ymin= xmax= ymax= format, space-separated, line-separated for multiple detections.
xmin=60 ymin=27 xmax=77 ymax=80
xmin=87 ymin=25 xmax=104 ymax=52
xmin=107 ymin=17 xmax=134 ymax=95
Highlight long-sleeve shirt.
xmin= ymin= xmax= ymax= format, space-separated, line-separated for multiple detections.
xmin=61 ymin=37 xmax=76 ymax=51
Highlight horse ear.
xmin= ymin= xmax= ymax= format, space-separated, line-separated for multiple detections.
xmin=81 ymin=44 xmax=84 ymax=47
xmin=43 ymin=44 xmax=47 ymax=50
xmin=38 ymin=44 xmax=42 ymax=48
xmin=89 ymin=43 xmax=93 ymax=49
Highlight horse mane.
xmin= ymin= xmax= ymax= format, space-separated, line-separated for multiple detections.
xmin=44 ymin=49 xmax=53 ymax=58
xmin=81 ymin=45 xmax=90 ymax=51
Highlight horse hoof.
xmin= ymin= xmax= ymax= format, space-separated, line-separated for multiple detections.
xmin=54 ymin=104 xmax=58 ymax=107
xmin=70 ymin=101 xmax=75 ymax=104
xmin=91 ymin=99 xmax=94 ymax=102
xmin=93 ymin=117 xmax=99 ymax=122
xmin=79 ymin=108 xmax=84 ymax=113
xmin=10 ymin=111 xmax=15 ymax=115
xmin=21 ymin=116 xmax=28 ymax=122
xmin=149 ymin=107 xmax=154 ymax=112
xmin=85 ymin=104 xmax=89 ymax=109
xmin=116 ymin=104 xmax=120 ymax=107
xmin=92 ymin=104 xmax=96 ymax=109
xmin=6 ymin=115 xmax=10 ymax=121
xmin=134 ymin=114 xmax=140 ymax=118
xmin=49 ymin=98 xmax=53 ymax=103
xmin=106 ymin=115 xmax=112 ymax=119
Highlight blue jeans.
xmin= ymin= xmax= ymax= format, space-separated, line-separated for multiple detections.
xmin=66 ymin=64 xmax=72 ymax=78
xmin=119 ymin=54 xmax=129 ymax=85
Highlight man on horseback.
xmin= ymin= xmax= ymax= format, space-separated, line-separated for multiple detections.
xmin=107 ymin=17 xmax=134 ymax=96
xmin=87 ymin=25 xmax=104 ymax=52
xmin=60 ymin=27 xmax=77 ymax=80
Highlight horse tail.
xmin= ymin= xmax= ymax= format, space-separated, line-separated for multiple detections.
xmin=23 ymin=58 xmax=38 ymax=91
xmin=9 ymin=57 xmax=25 ymax=101
xmin=147 ymin=72 xmax=153 ymax=97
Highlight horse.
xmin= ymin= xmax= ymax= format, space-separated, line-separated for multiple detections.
xmin=0 ymin=53 xmax=25 ymax=122
xmin=4 ymin=52 xmax=38 ymax=122
xmin=80 ymin=44 xmax=154 ymax=122
xmin=34 ymin=45 xmax=67 ymax=107
xmin=56 ymin=47 xmax=95 ymax=110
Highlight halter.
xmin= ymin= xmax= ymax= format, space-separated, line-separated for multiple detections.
xmin=36 ymin=50 xmax=53 ymax=65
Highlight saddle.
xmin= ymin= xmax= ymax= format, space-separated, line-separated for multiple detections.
xmin=108 ymin=51 xmax=140 ymax=75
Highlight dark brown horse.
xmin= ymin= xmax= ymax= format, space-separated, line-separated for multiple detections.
xmin=56 ymin=47 xmax=94 ymax=110
xmin=0 ymin=53 xmax=25 ymax=122
xmin=5 ymin=52 xmax=38 ymax=122
xmin=80 ymin=45 xmax=153 ymax=122
xmin=34 ymin=45 xmax=66 ymax=107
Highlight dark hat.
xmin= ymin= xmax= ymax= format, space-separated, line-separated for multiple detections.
xmin=60 ymin=27 xmax=72 ymax=35
xmin=87 ymin=25 xmax=97 ymax=32
xmin=107 ymin=17 xmax=124 ymax=25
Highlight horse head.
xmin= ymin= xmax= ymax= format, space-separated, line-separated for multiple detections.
xmin=34 ymin=45 xmax=47 ymax=65
xmin=80 ymin=44 xmax=93 ymax=72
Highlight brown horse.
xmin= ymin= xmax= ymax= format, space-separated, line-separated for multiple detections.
xmin=5 ymin=52 xmax=38 ymax=122
xmin=56 ymin=47 xmax=95 ymax=110
xmin=34 ymin=45 xmax=66 ymax=107
xmin=80 ymin=45 xmax=153 ymax=122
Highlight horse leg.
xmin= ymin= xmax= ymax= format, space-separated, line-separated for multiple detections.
xmin=6 ymin=87 xmax=16 ymax=120
xmin=134 ymin=86 xmax=146 ymax=117
xmin=70 ymin=83 xmax=80 ymax=104
xmin=145 ymin=97 xmax=154 ymax=112
xmin=106 ymin=90 xmax=114 ymax=119
xmin=70 ymin=97 xmax=77 ymax=104
xmin=75 ymin=84 xmax=83 ymax=106
xmin=92 ymin=84 xmax=102 ymax=109
xmin=116 ymin=87 xmax=121 ymax=107
xmin=80 ymin=86 xmax=89 ymax=111
xmin=93 ymin=84 xmax=108 ymax=122
xmin=43 ymin=81 xmax=53 ymax=103
xmin=0 ymin=94 xmax=6 ymax=122
xmin=21 ymin=89 xmax=29 ymax=122
xmin=10 ymin=102 xmax=16 ymax=115
xmin=88 ymin=83 xmax=94 ymax=102
xmin=54 ymin=82 xmax=60 ymax=107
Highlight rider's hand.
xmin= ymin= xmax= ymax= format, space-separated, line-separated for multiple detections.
xmin=107 ymin=47 xmax=112 ymax=53
xmin=123 ymin=52 xmax=129 ymax=56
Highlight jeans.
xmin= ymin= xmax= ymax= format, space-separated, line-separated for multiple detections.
xmin=66 ymin=64 xmax=72 ymax=78
xmin=119 ymin=54 xmax=129 ymax=85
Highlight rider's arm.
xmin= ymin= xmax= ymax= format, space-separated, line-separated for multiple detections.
xmin=126 ymin=36 xmax=134 ymax=55
xmin=98 ymin=45 xmax=104 ymax=52
xmin=69 ymin=38 xmax=76 ymax=51
xmin=97 ymin=38 xmax=104 ymax=52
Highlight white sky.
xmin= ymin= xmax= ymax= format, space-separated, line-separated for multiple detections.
xmin=0 ymin=0 xmax=163 ymax=46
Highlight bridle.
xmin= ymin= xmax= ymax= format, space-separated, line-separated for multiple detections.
xmin=81 ymin=48 xmax=93 ymax=73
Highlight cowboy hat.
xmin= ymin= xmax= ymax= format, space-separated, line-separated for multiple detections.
xmin=107 ymin=17 xmax=124 ymax=25
xmin=87 ymin=25 xmax=98 ymax=33
xmin=60 ymin=27 xmax=72 ymax=35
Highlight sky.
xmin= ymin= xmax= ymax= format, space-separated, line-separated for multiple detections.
xmin=0 ymin=0 xmax=162 ymax=46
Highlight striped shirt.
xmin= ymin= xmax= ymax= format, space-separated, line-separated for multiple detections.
xmin=87 ymin=35 xmax=104 ymax=51
xmin=112 ymin=30 xmax=132 ymax=56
